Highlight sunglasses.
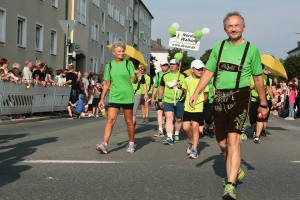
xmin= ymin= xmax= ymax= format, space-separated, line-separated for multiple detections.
xmin=161 ymin=64 xmax=169 ymax=66
xmin=194 ymin=68 xmax=204 ymax=71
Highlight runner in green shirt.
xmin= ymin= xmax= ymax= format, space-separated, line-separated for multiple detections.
xmin=189 ymin=12 xmax=269 ymax=199
xmin=182 ymin=60 xmax=208 ymax=159
xmin=140 ymin=70 xmax=153 ymax=123
xmin=151 ymin=60 xmax=170 ymax=137
xmin=95 ymin=42 xmax=144 ymax=154
xmin=158 ymin=59 xmax=186 ymax=145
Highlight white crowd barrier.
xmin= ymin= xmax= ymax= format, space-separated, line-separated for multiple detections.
xmin=0 ymin=80 xmax=71 ymax=116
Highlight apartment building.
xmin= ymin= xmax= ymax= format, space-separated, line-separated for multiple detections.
xmin=0 ymin=0 xmax=153 ymax=74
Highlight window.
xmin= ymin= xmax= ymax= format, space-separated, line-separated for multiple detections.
xmin=51 ymin=0 xmax=58 ymax=8
xmin=114 ymin=6 xmax=119 ymax=23
xmin=125 ymin=29 xmax=128 ymax=44
xmin=129 ymin=0 xmax=133 ymax=9
xmin=0 ymin=7 xmax=6 ymax=43
xmin=100 ymin=44 xmax=104 ymax=64
xmin=50 ymin=29 xmax=57 ymax=55
xmin=120 ymin=11 xmax=125 ymax=27
xmin=91 ymin=20 xmax=99 ymax=41
xmin=114 ymin=34 xmax=118 ymax=43
xmin=101 ymin=12 xmax=105 ymax=32
xmin=90 ymin=57 xmax=98 ymax=73
xmin=17 ymin=15 xmax=27 ymax=47
xmin=126 ymin=6 xmax=128 ymax=20
xmin=129 ymin=20 xmax=133 ymax=33
xmin=107 ymin=31 xmax=112 ymax=45
xmin=77 ymin=0 xmax=86 ymax=25
xmin=108 ymin=1 xmax=114 ymax=18
xmin=35 ymin=23 xmax=44 ymax=51
xmin=92 ymin=0 xmax=100 ymax=7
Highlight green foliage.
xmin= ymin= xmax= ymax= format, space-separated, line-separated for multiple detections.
xmin=200 ymin=49 xmax=212 ymax=64
xmin=283 ymin=54 xmax=300 ymax=80
xmin=149 ymin=54 xmax=157 ymax=78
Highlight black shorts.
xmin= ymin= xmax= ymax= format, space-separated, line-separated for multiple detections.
xmin=88 ymin=104 xmax=93 ymax=111
xmin=249 ymin=100 xmax=272 ymax=125
xmin=155 ymin=101 xmax=163 ymax=111
xmin=108 ymin=103 xmax=134 ymax=110
xmin=213 ymin=87 xmax=250 ymax=142
xmin=92 ymin=98 xmax=100 ymax=107
xmin=203 ymin=103 xmax=213 ymax=124
xmin=182 ymin=111 xmax=204 ymax=126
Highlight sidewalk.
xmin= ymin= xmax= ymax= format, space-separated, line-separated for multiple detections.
xmin=0 ymin=112 xmax=69 ymax=125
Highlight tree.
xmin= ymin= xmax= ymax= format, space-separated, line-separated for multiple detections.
xmin=149 ymin=54 xmax=157 ymax=78
xmin=200 ymin=49 xmax=212 ymax=64
xmin=167 ymin=48 xmax=195 ymax=73
xmin=283 ymin=54 xmax=300 ymax=80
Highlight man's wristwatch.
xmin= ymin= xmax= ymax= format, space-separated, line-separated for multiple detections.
xmin=259 ymin=104 xmax=268 ymax=108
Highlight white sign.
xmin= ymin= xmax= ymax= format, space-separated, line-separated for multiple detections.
xmin=168 ymin=31 xmax=200 ymax=51
xmin=59 ymin=20 xmax=76 ymax=36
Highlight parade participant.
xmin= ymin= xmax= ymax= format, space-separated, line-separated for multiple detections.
xmin=182 ymin=60 xmax=208 ymax=159
xmin=189 ymin=12 xmax=269 ymax=199
xmin=249 ymin=67 xmax=273 ymax=143
xmin=140 ymin=67 xmax=153 ymax=123
xmin=95 ymin=42 xmax=143 ymax=154
xmin=158 ymin=59 xmax=186 ymax=145
xmin=151 ymin=60 xmax=170 ymax=137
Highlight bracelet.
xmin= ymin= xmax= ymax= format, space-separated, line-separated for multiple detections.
xmin=158 ymin=99 xmax=162 ymax=102
xmin=259 ymin=104 xmax=268 ymax=108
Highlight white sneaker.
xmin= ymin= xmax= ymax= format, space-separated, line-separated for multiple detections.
xmin=95 ymin=115 xmax=99 ymax=118
xmin=88 ymin=114 xmax=94 ymax=117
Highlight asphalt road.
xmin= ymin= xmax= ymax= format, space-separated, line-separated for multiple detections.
xmin=0 ymin=107 xmax=300 ymax=200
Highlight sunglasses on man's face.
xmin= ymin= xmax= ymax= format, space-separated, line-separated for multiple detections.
xmin=194 ymin=68 xmax=204 ymax=71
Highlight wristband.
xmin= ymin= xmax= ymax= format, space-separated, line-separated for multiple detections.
xmin=158 ymin=99 xmax=162 ymax=102
xmin=259 ymin=104 xmax=268 ymax=108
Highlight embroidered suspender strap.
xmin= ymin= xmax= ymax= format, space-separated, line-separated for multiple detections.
xmin=213 ymin=40 xmax=226 ymax=88
xmin=235 ymin=41 xmax=250 ymax=90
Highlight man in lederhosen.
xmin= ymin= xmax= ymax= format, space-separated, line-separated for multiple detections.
xmin=189 ymin=12 xmax=269 ymax=199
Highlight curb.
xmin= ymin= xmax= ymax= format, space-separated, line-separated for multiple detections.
xmin=0 ymin=115 xmax=69 ymax=126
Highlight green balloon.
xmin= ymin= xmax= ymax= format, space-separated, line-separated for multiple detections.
xmin=194 ymin=30 xmax=202 ymax=38
xmin=174 ymin=53 xmax=183 ymax=61
xmin=168 ymin=27 xmax=176 ymax=35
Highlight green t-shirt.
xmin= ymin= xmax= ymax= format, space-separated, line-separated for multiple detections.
xmin=250 ymin=74 xmax=271 ymax=101
xmin=206 ymin=40 xmax=263 ymax=90
xmin=103 ymin=59 xmax=135 ymax=103
xmin=208 ymin=78 xmax=214 ymax=104
xmin=183 ymin=76 xmax=209 ymax=112
xmin=160 ymin=72 xmax=186 ymax=103
xmin=154 ymin=71 xmax=168 ymax=101
xmin=142 ymin=74 xmax=153 ymax=94
xmin=132 ymin=71 xmax=146 ymax=95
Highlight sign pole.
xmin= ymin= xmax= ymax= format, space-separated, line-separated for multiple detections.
xmin=177 ymin=48 xmax=184 ymax=80
xmin=65 ymin=24 xmax=69 ymax=69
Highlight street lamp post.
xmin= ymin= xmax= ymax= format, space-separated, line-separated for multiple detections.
xmin=296 ymin=32 xmax=300 ymax=34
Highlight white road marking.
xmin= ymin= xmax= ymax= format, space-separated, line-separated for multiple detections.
xmin=289 ymin=161 xmax=300 ymax=163
xmin=23 ymin=160 xmax=124 ymax=164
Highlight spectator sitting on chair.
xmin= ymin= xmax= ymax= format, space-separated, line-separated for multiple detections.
xmin=68 ymin=94 xmax=85 ymax=119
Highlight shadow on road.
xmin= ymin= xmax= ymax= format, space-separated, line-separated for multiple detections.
xmin=0 ymin=134 xmax=59 ymax=188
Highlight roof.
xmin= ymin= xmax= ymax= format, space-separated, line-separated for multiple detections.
xmin=151 ymin=39 xmax=168 ymax=52
xmin=287 ymin=41 xmax=300 ymax=53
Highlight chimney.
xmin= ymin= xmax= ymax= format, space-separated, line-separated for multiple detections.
xmin=298 ymin=41 xmax=300 ymax=47
xmin=157 ymin=38 xmax=161 ymax=45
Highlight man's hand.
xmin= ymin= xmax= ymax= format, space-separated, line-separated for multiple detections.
xmin=258 ymin=107 xmax=269 ymax=118
xmin=151 ymin=98 xmax=155 ymax=106
xmin=158 ymin=102 xmax=164 ymax=108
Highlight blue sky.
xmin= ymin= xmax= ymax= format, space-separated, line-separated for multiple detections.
xmin=143 ymin=0 xmax=300 ymax=60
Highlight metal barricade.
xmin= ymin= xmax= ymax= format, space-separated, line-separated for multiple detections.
xmin=0 ymin=80 xmax=71 ymax=115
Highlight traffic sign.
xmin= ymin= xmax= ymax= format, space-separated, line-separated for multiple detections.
xmin=59 ymin=20 xmax=76 ymax=36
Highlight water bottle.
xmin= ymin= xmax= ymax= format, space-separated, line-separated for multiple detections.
xmin=100 ymin=106 xmax=107 ymax=117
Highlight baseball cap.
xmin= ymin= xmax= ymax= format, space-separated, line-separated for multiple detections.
xmin=160 ymin=60 xmax=169 ymax=65
xmin=79 ymin=94 xmax=84 ymax=100
xmin=169 ymin=59 xmax=179 ymax=64
xmin=190 ymin=60 xmax=205 ymax=69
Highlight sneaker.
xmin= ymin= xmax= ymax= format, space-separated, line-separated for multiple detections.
xmin=261 ymin=130 xmax=267 ymax=137
xmin=163 ymin=137 xmax=174 ymax=145
xmin=254 ymin=137 xmax=260 ymax=144
xmin=88 ymin=114 xmax=94 ymax=117
xmin=144 ymin=118 xmax=149 ymax=123
xmin=189 ymin=148 xmax=198 ymax=159
xmin=95 ymin=114 xmax=99 ymax=118
xmin=222 ymin=183 xmax=236 ymax=200
xmin=252 ymin=131 xmax=256 ymax=139
xmin=126 ymin=144 xmax=136 ymax=153
xmin=186 ymin=143 xmax=193 ymax=154
xmin=203 ymin=127 xmax=209 ymax=135
xmin=154 ymin=131 xmax=164 ymax=137
xmin=141 ymin=118 xmax=146 ymax=123
xmin=174 ymin=135 xmax=179 ymax=143
xmin=222 ymin=168 xmax=245 ymax=187
xmin=95 ymin=143 xmax=108 ymax=154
